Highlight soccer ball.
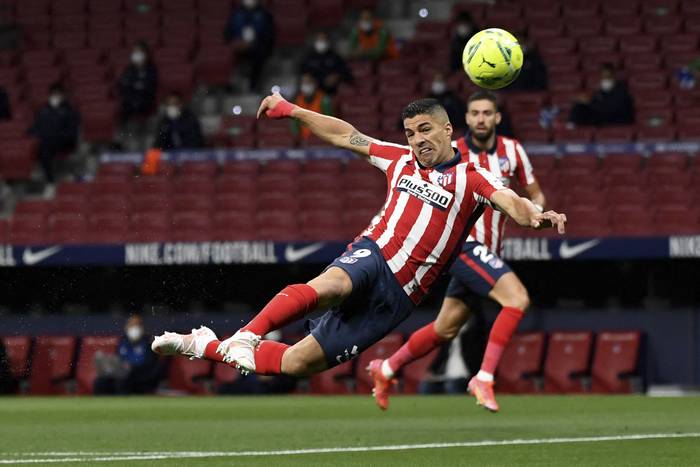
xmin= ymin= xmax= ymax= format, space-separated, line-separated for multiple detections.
xmin=462 ymin=28 xmax=523 ymax=90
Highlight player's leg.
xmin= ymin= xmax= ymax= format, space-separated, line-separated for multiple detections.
xmin=367 ymin=295 xmax=471 ymax=410
xmin=468 ymin=271 xmax=529 ymax=412
xmin=153 ymin=266 xmax=352 ymax=373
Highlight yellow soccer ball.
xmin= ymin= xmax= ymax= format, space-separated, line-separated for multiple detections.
xmin=462 ymin=28 xmax=523 ymax=90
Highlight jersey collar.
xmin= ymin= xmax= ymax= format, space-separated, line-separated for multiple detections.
xmin=415 ymin=148 xmax=462 ymax=173
xmin=464 ymin=133 xmax=498 ymax=155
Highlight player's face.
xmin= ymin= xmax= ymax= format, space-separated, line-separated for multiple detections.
xmin=466 ymin=99 xmax=501 ymax=142
xmin=403 ymin=113 xmax=454 ymax=167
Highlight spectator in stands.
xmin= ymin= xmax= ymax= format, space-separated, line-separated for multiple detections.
xmin=568 ymin=63 xmax=635 ymax=127
xmin=348 ymin=8 xmax=398 ymax=61
xmin=223 ymin=0 xmax=275 ymax=92
xmin=299 ymin=32 xmax=353 ymax=95
xmin=292 ymin=73 xmax=333 ymax=140
xmin=0 ymin=85 xmax=11 ymax=121
xmin=429 ymin=73 xmax=467 ymax=135
xmin=94 ymin=314 xmax=161 ymax=395
xmin=28 ymin=82 xmax=80 ymax=188
xmin=153 ymin=92 xmax=204 ymax=150
xmin=449 ymin=12 xmax=478 ymax=72
xmin=508 ymin=35 xmax=548 ymax=91
xmin=116 ymin=41 xmax=158 ymax=122
xmin=0 ymin=340 xmax=18 ymax=394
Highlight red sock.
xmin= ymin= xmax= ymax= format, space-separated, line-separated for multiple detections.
xmin=481 ymin=307 xmax=524 ymax=375
xmin=204 ymin=341 xmax=224 ymax=362
xmin=254 ymin=340 xmax=290 ymax=375
xmin=243 ymin=284 xmax=319 ymax=336
xmin=387 ymin=322 xmax=445 ymax=373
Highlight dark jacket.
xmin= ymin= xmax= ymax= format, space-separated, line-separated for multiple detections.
xmin=117 ymin=62 xmax=158 ymax=117
xmin=29 ymin=102 xmax=80 ymax=148
xmin=223 ymin=5 xmax=275 ymax=52
xmin=154 ymin=109 xmax=204 ymax=150
xmin=509 ymin=48 xmax=548 ymax=91
xmin=589 ymin=81 xmax=635 ymax=125
xmin=299 ymin=50 xmax=353 ymax=93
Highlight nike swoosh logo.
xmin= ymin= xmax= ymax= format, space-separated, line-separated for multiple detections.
xmin=284 ymin=243 xmax=325 ymax=262
xmin=559 ymin=239 xmax=601 ymax=259
xmin=22 ymin=246 xmax=63 ymax=265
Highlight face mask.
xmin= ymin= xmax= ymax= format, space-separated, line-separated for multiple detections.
xmin=431 ymin=81 xmax=447 ymax=95
xmin=242 ymin=0 xmax=257 ymax=8
xmin=166 ymin=105 xmax=181 ymax=119
xmin=242 ymin=25 xmax=256 ymax=42
xmin=300 ymin=83 xmax=316 ymax=96
xmin=456 ymin=24 xmax=472 ymax=38
xmin=600 ymin=79 xmax=615 ymax=92
xmin=314 ymin=40 xmax=329 ymax=54
xmin=360 ymin=20 xmax=373 ymax=32
xmin=131 ymin=51 xmax=146 ymax=65
xmin=126 ymin=326 xmax=143 ymax=342
xmin=49 ymin=94 xmax=63 ymax=108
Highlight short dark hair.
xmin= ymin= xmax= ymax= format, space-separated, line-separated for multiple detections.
xmin=401 ymin=98 xmax=448 ymax=121
xmin=466 ymin=90 xmax=499 ymax=111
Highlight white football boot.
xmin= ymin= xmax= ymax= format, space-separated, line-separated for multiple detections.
xmin=216 ymin=330 xmax=260 ymax=375
xmin=151 ymin=326 xmax=218 ymax=360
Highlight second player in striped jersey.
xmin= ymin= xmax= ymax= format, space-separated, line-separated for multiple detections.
xmin=369 ymin=90 xmax=546 ymax=413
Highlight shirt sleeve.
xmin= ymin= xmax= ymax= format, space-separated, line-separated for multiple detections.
xmin=469 ymin=164 xmax=506 ymax=206
xmin=514 ymin=142 xmax=536 ymax=186
xmin=367 ymin=141 xmax=410 ymax=173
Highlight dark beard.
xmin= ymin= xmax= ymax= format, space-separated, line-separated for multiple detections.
xmin=472 ymin=128 xmax=494 ymax=143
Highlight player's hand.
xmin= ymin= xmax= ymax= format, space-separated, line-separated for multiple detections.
xmin=531 ymin=210 xmax=567 ymax=234
xmin=256 ymin=92 xmax=296 ymax=119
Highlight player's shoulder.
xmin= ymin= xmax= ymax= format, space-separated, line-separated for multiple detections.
xmin=497 ymin=134 xmax=524 ymax=149
xmin=370 ymin=139 xmax=411 ymax=156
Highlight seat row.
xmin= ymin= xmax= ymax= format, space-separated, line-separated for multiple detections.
xmin=0 ymin=329 xmax=641 ymax=396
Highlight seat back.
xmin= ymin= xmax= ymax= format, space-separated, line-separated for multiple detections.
xmin=591 ymin=331 xmax=641 ymax=393
xmin=497 ymin=332 xmax=546 ymax=393
xmin=29 ymin=336 xmax=77 ymax=394
xmin=543 ymin=331 xmax=592 ymax=393
xmin=75 ymin=336 xmax=120 ymax=394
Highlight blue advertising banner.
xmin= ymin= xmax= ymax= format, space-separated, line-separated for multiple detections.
xmin=0 ymin=235 xmax=699 ymax=267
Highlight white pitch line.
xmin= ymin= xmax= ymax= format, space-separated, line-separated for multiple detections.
xmin=1 ymin=432 xmax=699 ymax=464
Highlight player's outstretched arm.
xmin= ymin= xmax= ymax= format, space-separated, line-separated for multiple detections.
xmin=490 ymin=189 xmax=566 ymax=234
xmin=257 ymin=92 xmax=375 ymax=158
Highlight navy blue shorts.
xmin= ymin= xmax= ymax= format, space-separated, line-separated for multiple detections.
xmin=445 ymin=241 xmax=512 ymax=299
xmin=306 ymin=236 xmax=415 ymax=368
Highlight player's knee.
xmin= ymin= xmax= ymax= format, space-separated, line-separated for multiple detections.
xmin=308 ymin=268 xmax=353 ymax=308
xmin=435 ymin=324 xmax=459 ymax=341
xmin=280 ymin=347 xmax=312 ymax=376
xmin=505 ymin=288 xmax=530 ymax=311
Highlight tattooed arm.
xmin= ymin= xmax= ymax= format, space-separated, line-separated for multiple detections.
xmin=257 ymin=92 xmax=375 ymax=158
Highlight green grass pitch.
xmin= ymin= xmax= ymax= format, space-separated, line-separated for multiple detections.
xmin=0 ymin=395 xmax=699 ymax=466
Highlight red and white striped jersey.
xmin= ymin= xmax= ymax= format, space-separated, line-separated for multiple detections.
xmin=360 ymin=140 xmax=506 ymax=304
xmin=455 ymin=135 xmax=536 ymax=255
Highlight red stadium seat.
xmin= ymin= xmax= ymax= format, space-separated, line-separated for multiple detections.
xmin=647 ymin=152 xmax=689 ymax=172
xmin=594 ymin=126 xmax=635 ymax=143
xmin=644 ymin=15 xmax=682 ymax=35
xmin=2 ymin=336 xmax=32 ymax=381
xmin=168 ymin=357 xmax=213 ymax=395
xmin=257 ymin=173 xmax=298 ymax=192
xmin=29 ymin=336 xmax=77 ymax=394
xmin=545 ymin=56 xmax=580 ymax=75
xmin=216 ymin=176 xmax=257 ymax=196
xmin=9 ymin=213 xmax=48 ymax=245
xmin=212 ymin=211 xmax=257 ymax=241
xmin=619 ymin=36 xmax=657 ymax=54
xmin=579 ymin=36 xmax=617 ymax=55
xmin=566 ymin=18 xmax=603 ymax=37
xmin=636 ymin=126 xmax=677 ymax=142
xmin=260 ymin=160 xmax=302 ymax=176
xmin=88 ymin=212 xmax=129 ymax=243
xmin=50 ymin=212 xmax=88 ymax=244
xmin=90 ymin=178 xmax=131 ymax=197
xmin=558 ymin=154 xmax=601 ymax=172
xmin=88 ymin=196 xmax=130 ymax=214
xmin=591 ymin=331 xmax=641 ymax=393
xmin=275 ymin=14 xmax=308 ymax=47
xmin=496 ymin=332 xmax=546 ymax=394
xmin=400 ymin=348 xmax=439 ymax=394
xmin=81 ymin=102 xmax=118 ymax=141
xmin=308 ymin=0 xmax=344 ymax=28
xmin=603 ymin=0 xmax=639 ymax=17
xmin=355 ymin=333 xmax=404 ymax=394
xmin=304 ymin=159 xmax=343 ymax=176
xmin=171 ymin=211 xmax=213 ymax=242
xmin=129 ymin=212 xmax=172 ymax=242
xmin=605 ymin=16 xmax=642 ymax=36
xmin=543 ymin=331 xmax=592 ymax=393
xmin=75 ymin=335 xmax=120 ymax=394
xmin=660 ymin=34 xmax=699 ymax=53
xmin=309 ymin=361 xmax=354 ymax=394
xmin=14 ymin=200 xmax=52 ymax=216
xmin=132 ymin=176 xmax=172 ymax=195
xmin=221 ymin=160 xmax=259 ymax=177
xmin=0 ymin=139 xmax=37 ymax=181
xmin=553 ymin=127 xmax=593 ymax=143
xmin=299 ymin=190 xmax=343 ymax=211
xmin=624 ymin=52 xmax=663 ymax=73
